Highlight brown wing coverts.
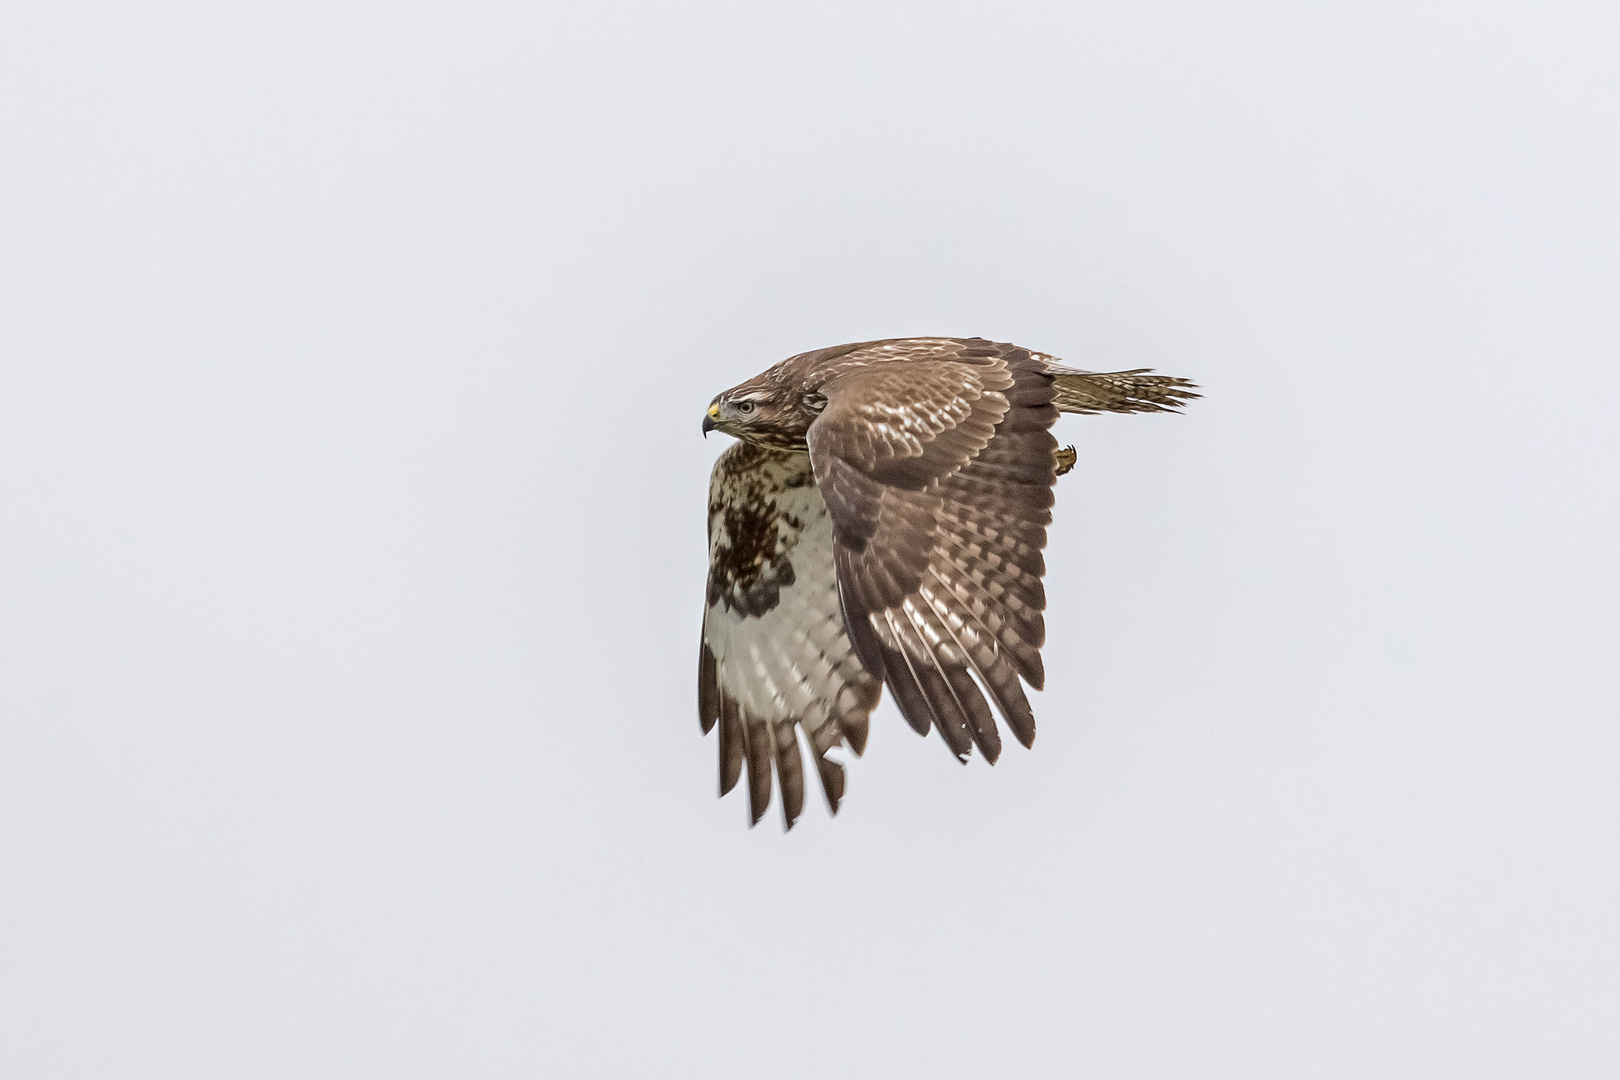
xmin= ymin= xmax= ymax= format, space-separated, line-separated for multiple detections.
xmin=808 ymin=341 xmax=1061 ymax=762
xmin=811 ymin=359 xmax=1012 ymax=499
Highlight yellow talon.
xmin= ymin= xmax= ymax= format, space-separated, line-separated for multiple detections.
xmin=1054 ymin=445 xmax=1077 ymax=477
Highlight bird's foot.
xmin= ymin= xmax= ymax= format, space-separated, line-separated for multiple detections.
xmin=1054 ymin=445 xmax=1077 ymax=477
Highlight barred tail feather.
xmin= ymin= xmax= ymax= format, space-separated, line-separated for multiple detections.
xmin=1046 ymin=367 xmax=1200 ymax=415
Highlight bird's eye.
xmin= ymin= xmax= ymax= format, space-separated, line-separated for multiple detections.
xmin=735 ymin=400 xmax=756 ymax=414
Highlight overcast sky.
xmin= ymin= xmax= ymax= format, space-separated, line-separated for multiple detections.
xmin=3 ymin=1 xmax=1617 ymax=1076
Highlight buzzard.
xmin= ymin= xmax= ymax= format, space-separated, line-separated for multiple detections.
xmin=699 ymin=337 xmax=1196 ymax=829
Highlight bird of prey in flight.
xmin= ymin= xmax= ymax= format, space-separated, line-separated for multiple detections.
xmin=699 ymin=337 xmax=1196 ymax=829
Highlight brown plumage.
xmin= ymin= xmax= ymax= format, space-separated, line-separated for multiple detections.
xmin=699 ymin=337 xmax=1197 ymax=828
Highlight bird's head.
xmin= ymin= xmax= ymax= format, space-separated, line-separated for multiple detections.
xmin=703 ymin=376 xmax=824 ymax=449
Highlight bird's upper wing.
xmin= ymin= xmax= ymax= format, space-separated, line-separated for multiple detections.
xmin=807 ymin=340 xmax=1060 ymax=761
xmin=699 ymin=442 xmax=882 ymax=829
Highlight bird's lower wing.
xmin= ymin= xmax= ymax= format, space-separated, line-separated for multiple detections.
xmin=699 ymin=443 xmax=881 ymax=829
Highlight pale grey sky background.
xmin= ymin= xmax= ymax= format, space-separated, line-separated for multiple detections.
xmin=2 ymin=1 xmax=1617 ymax=1076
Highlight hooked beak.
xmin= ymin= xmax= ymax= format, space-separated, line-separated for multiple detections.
xmin=702 ymin=402 xmax=719 ymax=436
